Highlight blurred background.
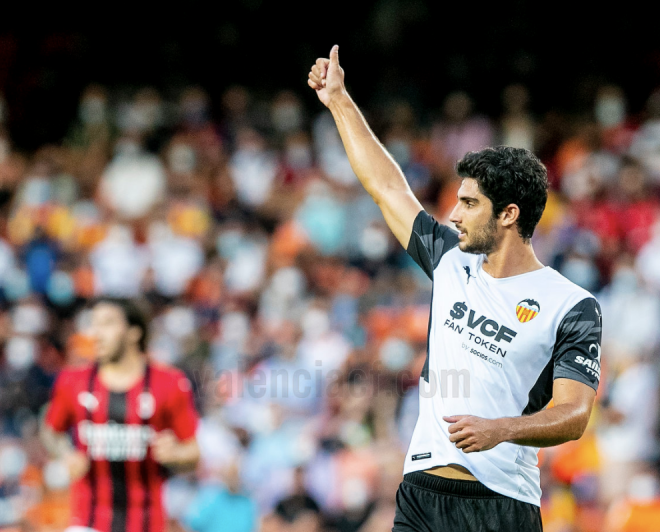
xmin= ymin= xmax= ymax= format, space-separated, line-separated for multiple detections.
xmin=2 ymin=2 xmax=660 ymax=531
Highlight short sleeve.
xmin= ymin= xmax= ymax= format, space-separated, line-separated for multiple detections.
xmin=45 ymin=372 xmax=74 ymax=432
xmin=167 ymin=372 xmax=199 ymax=441
xmin=406 ymin=211 xmax=460 ymax=279
xmin=552 ymin=298 xmax=602 ymax=391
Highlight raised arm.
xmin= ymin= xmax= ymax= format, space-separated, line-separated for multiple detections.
xmin=308 ymin=45 xmax=423 ymax=248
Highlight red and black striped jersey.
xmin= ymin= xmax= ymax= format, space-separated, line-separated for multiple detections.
xmin=45 ymin=361 xmax=198 ymax=532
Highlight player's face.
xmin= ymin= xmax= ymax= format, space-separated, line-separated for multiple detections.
xmin=449 ymin=178 xmax=500 ymax=255
xmin=90 ymin=303 xmax=130 ymax=365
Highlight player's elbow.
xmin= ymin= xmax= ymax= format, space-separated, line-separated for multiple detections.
xmin=182 ymin=439 xmax=201 ymax=471
xmin=39 ymin=421 xmax=62 ymax=457
xmin=566 ymin=426 xmax=586 ymax=442
xmin=566 ymin=409 xmax=592 ymax=441
xmin=368 ymin=183 xmax=390 ymax=206
xmin=191 ymin=440 xmax=201 ymax=466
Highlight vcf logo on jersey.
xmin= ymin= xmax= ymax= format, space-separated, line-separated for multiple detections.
xmin=516 ymin=299 xmax=540 ymax=323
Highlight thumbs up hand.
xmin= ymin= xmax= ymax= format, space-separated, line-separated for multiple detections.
xmin=308 ymin=45 xmax=345 ymax=108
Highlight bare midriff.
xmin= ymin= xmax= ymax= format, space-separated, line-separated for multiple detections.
xmin=424 ymin=464 xmax=478 ymax=481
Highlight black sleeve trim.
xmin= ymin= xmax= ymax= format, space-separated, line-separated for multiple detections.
xmin=521 ymin=358 xmax=554 ymax=416
xmin=552 ymin=297 xmax=602 ymax=392
xmin=406 ymin=211 xmax=459 ymax=279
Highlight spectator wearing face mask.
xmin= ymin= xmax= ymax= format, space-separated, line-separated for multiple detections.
xmin=183 ymin=460 xmax=257 ymax=532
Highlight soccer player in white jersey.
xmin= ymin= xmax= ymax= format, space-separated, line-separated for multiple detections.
xmin=308 ymin=47 xmax=602 ymax=531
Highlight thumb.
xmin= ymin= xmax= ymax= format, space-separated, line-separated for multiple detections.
xmin=329 ymin=44 xmax=339 ymax=68
xmin=443 ymin=415 xmax=468 ymax=423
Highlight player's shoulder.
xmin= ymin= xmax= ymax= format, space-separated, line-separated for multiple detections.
xmin=149 ymin=361 xmax=193 ymax=393
xmin=541 ymin=267 xmax=601 ymax=316
xmin=412 ymin=211 xmax=459 ymax=244
xmin=542 ymin=268 xmax=597 ymax=299
xmin=50 ymin=364 xmax=95 ymax=401
xmin=439 ymin=245 xmax=478 ymax=266
xmin=55 ymin=363 xmax=96 ymax=384
xmin=149 ymin=361 xmax=187 ymax=380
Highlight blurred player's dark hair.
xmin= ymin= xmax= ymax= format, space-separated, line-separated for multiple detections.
xmin=456 ymin=146 xmax=548 ymax=241
xmin=91 ymin=297 xmax=150 ymax=352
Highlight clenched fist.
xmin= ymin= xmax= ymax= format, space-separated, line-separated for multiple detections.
xmin=307 ymin=45 xmax=346 ymax=108
xmin=444 ymin=415 xmax=506 ymax=453
xmin=151 ymin=430 xmax=180 ymax=465
xmin=150 ymin=429 xmax=200 ymax=471
xmin=65 ymin=449 xmax=91 ymax=481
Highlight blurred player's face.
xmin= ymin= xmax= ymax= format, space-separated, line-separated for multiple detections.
xmin=90 ymin=303 xmax=132 ymax=364
xmin=449 ymin=178 xmax=500 ymax=255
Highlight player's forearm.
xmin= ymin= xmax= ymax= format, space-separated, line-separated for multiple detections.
xmin=40 ymin=423 xmax=74 ymax=458
xmin=160 ymin=439 xmax=200 ymax=472
xmin=328 ymin=92 xmax=411 ymax=204
xmin=499 ymin=403 xmax=591 ymax=447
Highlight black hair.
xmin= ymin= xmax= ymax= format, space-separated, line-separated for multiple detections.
xmin=456 ymin=146 xmax=548 ymax=241
xmin=92 ymin=297 xmax=149 ymax=353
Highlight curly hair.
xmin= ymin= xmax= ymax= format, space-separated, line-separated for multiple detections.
xmin=456 ymin=146 xmax=548 ymax=241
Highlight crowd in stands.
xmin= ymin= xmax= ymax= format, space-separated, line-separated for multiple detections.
xmin=0 ymin=79 xmax=659 ymax=532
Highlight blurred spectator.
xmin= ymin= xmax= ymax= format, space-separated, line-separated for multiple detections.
xmin=229 ymin=128 xmax=279 ymax=209
xmin=99 ymin=136 xmax=166 ymax=219
xmin=597 ymin=354 xmax=659 ymax=503
xmin=295 ymin=179 xmax=348 ymax=256
xmin=604 ymin=471 xmax=660 ymax=532
xmin=558 ymin=122 xmax=619 ymax=202
xmin=430 ymin=91 xmax=494 ymax=177
xmin=272 ymin=91 xmax=305 ymax=136
xmin=0 ymin=235 xmax=15 ymax=288
xmin=636 ymin=220 xmax=660 ymax=293
xmin=630 ymin=89 xmax=660 ymax=182
xmin=67 ymin=84 xmax=112 ymax=149
xmin=499 ymin=84 xmax=535 ymax=152
xmin=273 ymin=466 xmax=322 ymax=531
xmin=22 ymin=229 xmax=58 ymax=295
xmin=148 ymin=221 xmax=204 ymax=297
xmin=23 ymin=460 xmax=71 ymax=531
xmin=595 ymin=85 xmax=636 ymax=154
xmin=599 ymin=256 xmax=660 ymax=363
xmin=313 ymin=112 xmax=358 ymax=187
xmin=89 ymin=224 xmax=149 ymax=296
xmin=0 ymin=443 xmax=29 ymax=528
xmin=183 ymin=460 xmax=258 ymax=532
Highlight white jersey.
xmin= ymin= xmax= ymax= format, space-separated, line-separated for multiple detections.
xmin=404 ymin=211 xmax=602 ymax=506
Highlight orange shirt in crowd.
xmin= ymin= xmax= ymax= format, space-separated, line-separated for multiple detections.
xmin=605 ymin=499 xmax=660 ymax=532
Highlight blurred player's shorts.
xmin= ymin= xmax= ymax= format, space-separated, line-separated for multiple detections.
xmin=65 ymin=527 xmax=101 ymax=532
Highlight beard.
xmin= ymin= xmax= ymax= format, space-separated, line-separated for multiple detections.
xmin=459 ymin=216 xmax=499 ymax=255
xmin=98 ymin=336 xmax=128 ymax=366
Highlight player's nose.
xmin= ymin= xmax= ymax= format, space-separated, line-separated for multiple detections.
xmin=448 ymin=203 xmax=461 ymax=224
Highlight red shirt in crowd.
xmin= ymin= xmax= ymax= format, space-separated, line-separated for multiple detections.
xmin=574 ymin=198 xmax=659 ymax=253
xmin=45 ymin=361 xmax=198 ymax=532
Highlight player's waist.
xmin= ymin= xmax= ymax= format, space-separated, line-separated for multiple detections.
xmin=423 ymin=464 xmax=477 ymax=481
xmin=404 ymin=471 xmax=504 ymax=498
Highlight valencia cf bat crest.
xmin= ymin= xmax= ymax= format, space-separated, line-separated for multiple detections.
xmin=516 ymin=299 xmax=540 ymax=323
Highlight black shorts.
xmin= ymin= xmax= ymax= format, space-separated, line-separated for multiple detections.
xmin=392 ymin=471 xmax=543 ymax=532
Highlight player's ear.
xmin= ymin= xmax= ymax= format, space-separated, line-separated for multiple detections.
xmin=500 ymin=203 xmax=520 ymax=228
xmin=127 ymin=325 xmax=143 ymax=349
